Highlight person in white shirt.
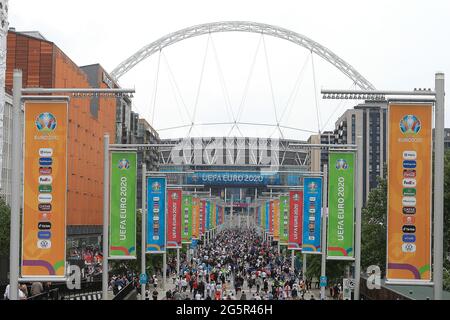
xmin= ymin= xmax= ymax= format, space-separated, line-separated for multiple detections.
xmin=195 ymin=292 xmax=202 ymax=300
xmin=4 ymin=284 xmax=27 ymax=300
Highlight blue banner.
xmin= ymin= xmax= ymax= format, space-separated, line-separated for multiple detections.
xmin=146 ymin=177 xmax=167 ymax=253
xmin=265 ymin=201 xmax=270 ymax=232
xmin=302 ymin=177 xmax=323 ymax=254
xmin=205 ymin=200 xmax=210 ymax=231
xmin=187 ymin=171 xmax=281 ymax=186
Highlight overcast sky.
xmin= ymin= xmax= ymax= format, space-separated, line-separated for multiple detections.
xmin=9 ymin=0 xmax=450 ymax=140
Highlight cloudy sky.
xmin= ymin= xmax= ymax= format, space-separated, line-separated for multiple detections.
xmin=9 ymin=0 xmax=450 ymax=140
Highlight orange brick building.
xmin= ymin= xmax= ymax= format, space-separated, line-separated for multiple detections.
xmin=6 ymin=30 xmax=116 ymax=244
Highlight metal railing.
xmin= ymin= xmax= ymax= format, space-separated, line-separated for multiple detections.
xmin=112 ymin=282 xmax=135 ymax=300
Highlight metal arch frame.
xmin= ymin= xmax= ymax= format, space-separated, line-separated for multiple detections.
xmin=110 ymin=21 xmax=376 ymax=91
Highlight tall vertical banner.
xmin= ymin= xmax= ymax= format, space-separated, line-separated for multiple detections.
xmin=327 ymin=152 xmax=355 ymax=260
xmin=205 ymin=200 xmax=210 ymax=231
xmin=387 ymin=103 xmax=432 ymax=283
xmin=146 ymin=177 xmax=167 ymax=253
xmin=181 ymin=195 xmax=192 ymax=244
xmin=261 ymin=202 xmax=266 ymax=230
xmin=212 ymin=202 xmax=217 ymax=228
xmin=273 ymin=199 xmax=280 ymax=241
xmin=199 ymin=199 xmax=205 ymax=236
xmin=192 ymin=197 xmax=200 ymax=239
xmin=302 ymin=177 xmax=323 ymax=254
xmin=265 ymin=201 xmax=270 ymax=233
xmin=109 ymin=152 xmax=137 ymax=259
xmin=269 ymin=200 xmax=274 ymax=235
xmin=22 ymin=101 xmax=68 ymax=278
xmin=279 ymin=196 xmax=289 ymax=245
xmin=167 ymin=188 xmax=182 ymax=249
xmin=288 ymin=190 xmax=303 ymax=250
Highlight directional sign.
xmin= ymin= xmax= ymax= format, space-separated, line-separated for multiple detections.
xmin=140 ymin=273 xmax=148 ymax=284
xmin=320 ymin=276 xmax=328 ymax=288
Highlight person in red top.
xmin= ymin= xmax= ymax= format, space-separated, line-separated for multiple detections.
xmin=214 ymin=290 xmax=221 ymax=300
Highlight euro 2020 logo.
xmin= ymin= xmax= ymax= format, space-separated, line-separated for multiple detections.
xmin=36 ymin=113 xmax=57 ymax=132
xmin=308 ymin=182 xmax=318 ymax=193
xmin=336 ymin=159 xmax=349 ymax=171
xmin=400 ymin=115 xmax=421 ymax=135
xmin=118 ymin=159 xmax=130 ymax=170
xmin=152 ymin=182 xmax=161 ymax=192
xmin=171 ymin=192 xmax=179 ymax=200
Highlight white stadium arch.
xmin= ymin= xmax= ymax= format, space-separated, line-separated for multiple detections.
xmin=111 ymin=21 xmax=375 ymax=91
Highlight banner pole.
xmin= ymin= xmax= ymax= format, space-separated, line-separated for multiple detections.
xmin=102 ymin=134 xmax=110 ymax=300
xmin=302 ymin=254 xmax=307 ymax=282
xmin=163 ymin=252 xmax=167 ymax=291
xmin=320 ymin=164 xmax=328 ymax=300
xmin=141 ymin=163 xmax=146 ymax=300
xmin=9 ymin=70 xmax=22 ymax=301
xmin=291 ymin=250 xmax=295 ymax=270
xmin=176 ymin=248 xmax=180 ymax=277
xmin=434 ymin=72 xmax=445 ymax=300
xmin=354 ymin=138 xmax=363 ymax=300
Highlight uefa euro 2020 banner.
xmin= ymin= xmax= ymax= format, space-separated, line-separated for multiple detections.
xmin=327 ymin=152 xmax=355 ymax=260
xmin=192 ymin=197 xmax=200 ymax=239
xmin=146 ymin=177 xmax=167 ymax=254
xmin=288 ymin=190 xmax=303 ymax=250
xmin=265 ymin=201 xmax=270 ymax=233
xmin=22 ymin=100 xmax=68 ymax=279
xmin=182 ymin=195 xmax=193 ymax=243
xmin=387 ymin=104 xmax=432 ymax=284
xmin=205 ymin=200 xmax=210 ymax=231
xmin=167 ymin=188 xmax=182 ymax=249
xmin=109 ymin=152 xmax=137 ymax=259
xmin=279 ymin=196 xmax=289 ymax=245
xmin=302 ymin=177 xmax=322 ymax=254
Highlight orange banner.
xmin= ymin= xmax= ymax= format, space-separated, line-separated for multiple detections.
xmin=192 ymin=197 xmax=200 ymax=239
xmin=22 ymin=101 xmax=68 ymax=278
xmin=273 ymin=199 xmax=280 ymax=241
xmin=387 ymin=103 xmax=432 ymax=283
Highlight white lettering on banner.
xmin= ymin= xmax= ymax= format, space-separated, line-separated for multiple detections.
xmin=119 ymin=176 xmax=127 ymax=241
xmin=293 ymin=203 xmax=299 ymax=241
xmin=337 ymin=176 xmax=345 ymax=241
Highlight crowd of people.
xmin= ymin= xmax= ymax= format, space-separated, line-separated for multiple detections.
xmin=152 ymin=228 xmax=323 ymax=300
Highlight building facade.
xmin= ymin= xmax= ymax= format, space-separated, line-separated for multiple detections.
xmin=6 ymin=30 xmax=117 ymax=245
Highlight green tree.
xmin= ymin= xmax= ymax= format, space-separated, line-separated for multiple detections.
xmin=361 ymin=173 xmax=387 ymax=275
xmin=0 ymin=198 xmax=11 ymax=256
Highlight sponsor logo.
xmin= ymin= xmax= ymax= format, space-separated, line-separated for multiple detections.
xmin=39 ymin=213 xmax=50 ymax=221
xmin=38 ymin=194 xmax=53 ymax=204
xmin=39 ymin=167 xmax=52 ymax=175
xmin=335 ymin=159 xmax=349 ymax=171
xmin=152 ymin=182 xmax=161 ymax=192
xmin=403 ymin=188 xmax=416 ymax=197
xmin=403 ymin=207 xmax=416 ymax=215
xmin=39 ymin=176 xmax=53 ymax=185
xmin=118 ymin=159 xmax=130 ymax=170
xmin=403 ymin=170 xmax=416 ymax=178
xmin=39 ymin=158 xmax=53 ymax=166
xmin=402 ymin=243 xmax=417 ymax=253
xmin=38 ymin=222 xmax=52 ymax=230
xmin=35 ymin=113 xmax=57 ymax=132
xmin=38 ymin=204 xmax=52 ymax=212
xmin=37 ymin=239 xmax=52 ymax=249
xmin=153 ymin=197 xmax=160 ymax=202
xmin=402 ymin=197 xmax=417 ymax=206
xmin=308 ymin=236 xmax=315 ymax=241
xmin=400 ymin=115 xmax=421 ymax=135
xmin=37 ymin=231 xmax=52 ymax=240
xmin=403 ymin=160 xmax=417 ymax=169
xmin=171 ymin=192 xmax=179 ymax=200
xmin=309 ymin=209 xmax=315 ymax=214
xmin=402 ymin=234 xmax=416 ymax=243
xmin=39 ymin=148 xmax=53 ymax=157
xmin=402 ymin=225 xmax=417 ymax=233
xmin=309 ymin=197 xmax=316 ymax=202
xmin=403 ymin=216 xmax=416 ymax=225
xmin=39 ymin=185 xmax=53 ymax=193
xmin=403 ymin=179 xmax=417 ymax=187
xmin=309 ymin=216 xmax=315 ymax=222
xmin=403 ymin=151 xmax=417 ymax=160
